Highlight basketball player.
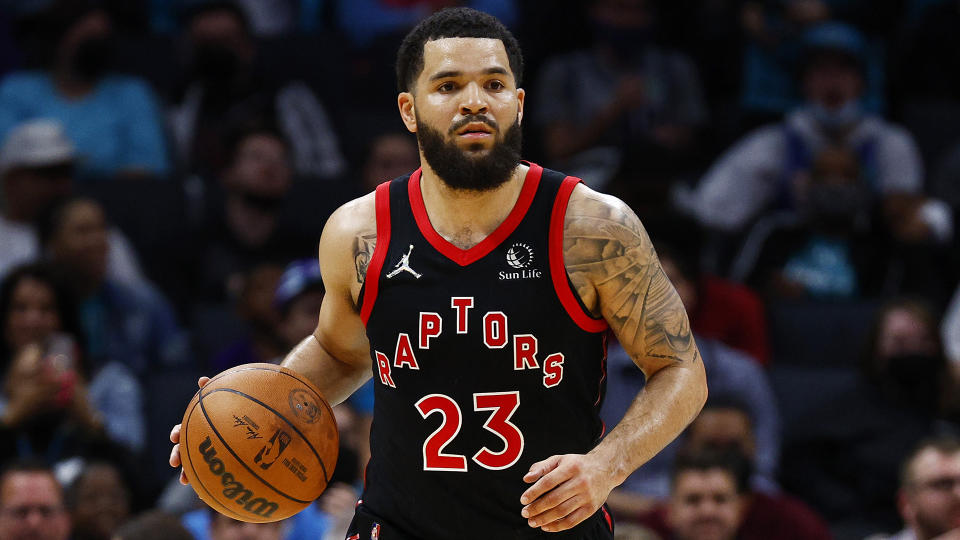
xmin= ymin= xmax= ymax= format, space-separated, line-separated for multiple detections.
xmin=171 ymin=8 xmax=707 ymax=538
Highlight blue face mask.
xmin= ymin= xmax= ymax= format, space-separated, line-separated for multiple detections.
xmin=808 ymin=100 xmax=863 ymax=131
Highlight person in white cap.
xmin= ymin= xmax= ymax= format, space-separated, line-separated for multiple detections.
xmin=0 ymin=119 xmax=145 ymax=284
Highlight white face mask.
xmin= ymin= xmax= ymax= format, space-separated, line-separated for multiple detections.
xmin=808 ymin=100 xmax=863 ymax=131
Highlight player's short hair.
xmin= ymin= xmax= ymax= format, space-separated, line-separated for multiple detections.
xmin=395 ymin=7 xmax=524 ymax=93
xmin=671 ymin=448 xmax=752 ymax=495
xmin=899 ymin=435 xmax=960 ymax=488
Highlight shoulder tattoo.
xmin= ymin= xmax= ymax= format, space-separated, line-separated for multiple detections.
xmin=353 ymin=233 xmax=377 ymax=285
xmin=564 ymin=193 xmax=698 ymax=365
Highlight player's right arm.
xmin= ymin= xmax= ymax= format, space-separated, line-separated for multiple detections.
xmin=281 ymin=193 xmax=377 ymax=405
xmin=170 ymin=193 xmax=377 ymax=482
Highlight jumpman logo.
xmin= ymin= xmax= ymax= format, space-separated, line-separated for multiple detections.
xmin=387 ymin=244 xmax=422 ymax=279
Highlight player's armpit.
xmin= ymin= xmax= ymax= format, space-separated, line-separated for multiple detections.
xmin=563 ymin=185 xmax=699 ymax=375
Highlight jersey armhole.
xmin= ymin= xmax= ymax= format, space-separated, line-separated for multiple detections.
xmin=548 ymin=177 xmax=609 ymax=333
xmin=359 ymin=181 xmax=392 ymax=326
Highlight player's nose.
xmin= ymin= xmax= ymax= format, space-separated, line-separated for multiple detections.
xmin=459 ymin=81 xmax=488 ymax=115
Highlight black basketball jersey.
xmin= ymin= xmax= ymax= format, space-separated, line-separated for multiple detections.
xmin=358 ymin=163 xmax=612 ymax=539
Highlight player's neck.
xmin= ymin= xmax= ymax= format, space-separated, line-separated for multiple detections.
xmin=418 ymin=162 xmax=528 ymax=250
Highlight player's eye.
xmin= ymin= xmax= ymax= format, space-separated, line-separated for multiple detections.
xmin=487 ymin=80 xmax=505 ymax=91
xmin=437 ymin=82 xmax=456 ymax=92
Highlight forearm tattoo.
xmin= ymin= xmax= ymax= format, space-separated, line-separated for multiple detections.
xmin=564 ymin=193 xmax=698 ymax=365
xmin=353 ymin=233 xmax=377 ymax=285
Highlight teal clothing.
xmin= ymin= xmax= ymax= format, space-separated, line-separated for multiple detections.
xmin=0 ymin=71 xmax=170 ymax=180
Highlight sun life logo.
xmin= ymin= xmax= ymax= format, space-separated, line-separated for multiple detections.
xmin=506 ymin=242 xmax=533 ymax=269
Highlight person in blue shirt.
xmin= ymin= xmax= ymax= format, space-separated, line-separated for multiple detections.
xmin=0 ymin=1 xmax=170 ymax=181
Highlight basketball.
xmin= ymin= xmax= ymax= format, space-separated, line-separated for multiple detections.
xmin=179 ymin=363 xmax=338 ymax=523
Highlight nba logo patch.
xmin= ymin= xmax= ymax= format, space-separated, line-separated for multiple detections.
xmin=371 ymin=523 xmax=381 ymax=539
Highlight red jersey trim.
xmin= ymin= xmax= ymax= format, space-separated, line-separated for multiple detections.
xmin=408 ymin=163 xmax=543 ymax=267
xmin=549 ymin=177 xmax=608 ymax=333
xmin=360 ymin=182 xmax=392 ymax=326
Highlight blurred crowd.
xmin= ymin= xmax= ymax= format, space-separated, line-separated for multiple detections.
xmin=0 ymin=0 xmax=958 ymax=539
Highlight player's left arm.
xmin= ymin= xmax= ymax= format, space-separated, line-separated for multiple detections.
xmin=520 ymin=184 xmax=708 ymax=532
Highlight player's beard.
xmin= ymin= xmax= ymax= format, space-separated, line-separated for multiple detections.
xmin=416 ymin=113 xmax=522 ymax=192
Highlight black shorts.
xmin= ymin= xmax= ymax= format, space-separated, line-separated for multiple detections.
xmin=344 ymin=503 xmax=614 ymax=540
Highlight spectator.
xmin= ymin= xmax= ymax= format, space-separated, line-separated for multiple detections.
xmin=600 ymin=335 xmax=780 ymax=504
xmin=0 ymin=0 xmax=170 ymax=180
xmin=730 ymin=145 xmax=884 ymax=299
xmin=182 ymin=505 xmax=332 ymax=540
xmin=38 ymin=196 xmax=190 ymax=377
xmin=167 ymin=1 xmax=345 ymax=179
xmin=535 ymin=0 xmax=706 ymax=192
xmin=113 ymin=510 xmax=194 ymax=540
xmin=655 ymin=236 xmax=770 ymax=365
xmin=193 ymin=124 xmax=315 ymax=303
xmin=862 ymin=298 xmax=955 ymax=417
xmin=360 ymin=131 xmax=419 ymax=193
xmin=0 ymin=119 xmax=147 ymax=283
xmin=739 ymin=1 xmax=891 ymax=118
xmin=209 ymin=262 xmax=286 ymax=372
xmin=635 ymin=448 xmax=832 ymax=540
xmin=944 ymin=285 xmax=960 ymax=369
xmin=868 ymin=436 xmax=960 ymax=540
xmin=0 ymin=263 xmax=145 ymax=453
xmin=66 ymin=461 xmax=131 ymax=540
xmin=678 ymin=22 xmax=944 ymax=242
xmin=778 ymin=298 xmax=955 ymax=535
xmin=0 ymin=459 xmax=71 ymax=540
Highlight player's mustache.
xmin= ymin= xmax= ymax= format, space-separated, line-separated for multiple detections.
xmin=449 ymin=115 xmax=498 ymax=134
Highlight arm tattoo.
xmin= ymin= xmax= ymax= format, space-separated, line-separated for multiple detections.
xmin=353 ymin=233 xmax=377 ymax=285
xmin=564 ymin=194 xmax=698 ymax=365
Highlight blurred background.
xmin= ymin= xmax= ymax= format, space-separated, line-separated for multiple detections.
xmin=0 ymin=0 xmax=958 ymax=539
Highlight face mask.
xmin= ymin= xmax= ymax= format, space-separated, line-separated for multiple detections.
xmin=72 ymin=36 xmax=113 ymax=81
xmin=239 ymin=190 xmax=285 ymax=213
xmin=883 ymin=353 xmax=943 ymax=412
xmin=808 ymin=100 xmax=863 ymax=131
xmin=192 ymin=43 xmax=242 ymax=86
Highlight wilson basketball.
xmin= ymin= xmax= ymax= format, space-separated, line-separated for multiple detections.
xmin=179 ymin=363 xmax=338 ymax=522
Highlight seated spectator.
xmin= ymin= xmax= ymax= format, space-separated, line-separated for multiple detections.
xmin=535 ymin=0 xmax=706 ymax=191
xmin=731 ymin=145 xmax=885 ymax=299
xmin=209 ymin=262 xmax=286 ymax=372
xmin=0 ymin=119 xmax=146 ymax=283
xmin=113 ymin=510 xmax=194 ymax=540
xmin=38 ymin=196 xmax=190 ymax=377
xmin=0 ymin=263 xmax=145 ymax=453
xmin=678 ymin=22 xmax=945 ymax=243
xmin=867 ymin=436 xmax=960 ymax=540
xmin=600 ymin=336 xmax=780 ymax=505
xmin=863 ymin=298 xmax=956 ymax=418
xmin=0 ymin=0 xmax=170 ymax=180
xmin=944 ymin=285 xmax=960 ymax=369
xmin=778 ymin=298 xmax=955 ymax=535
xmin=0 ymin=459 xmax=71 ymax=540
xmin=655 ymin=236 xmax=770 ymax=365
xmin=194 ymin=124 xmax=316 ymax=303
xmin=360 ymin=131 xmax=420 ymax=193
xmin=739 ymin=2 xmax=890 ymax=117
xmin=635 ymin=448 xmax=833 ymax=540
xmin=168 ymin=1 xmax=345 ymax=179
xmin=66 ymin=461 xmax=132 ymax=540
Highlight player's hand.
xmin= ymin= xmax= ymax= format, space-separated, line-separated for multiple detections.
xmin=519 ymin=453 xmax=617 ymax=532
xmin=169 ymin=376 xmax=211 ymax=485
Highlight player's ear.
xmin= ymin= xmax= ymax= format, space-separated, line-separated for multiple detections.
xmin=398 ymin=92 xmax=417 ymax=133
xmin=516 ymin=88 xmax=525 ymax=125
